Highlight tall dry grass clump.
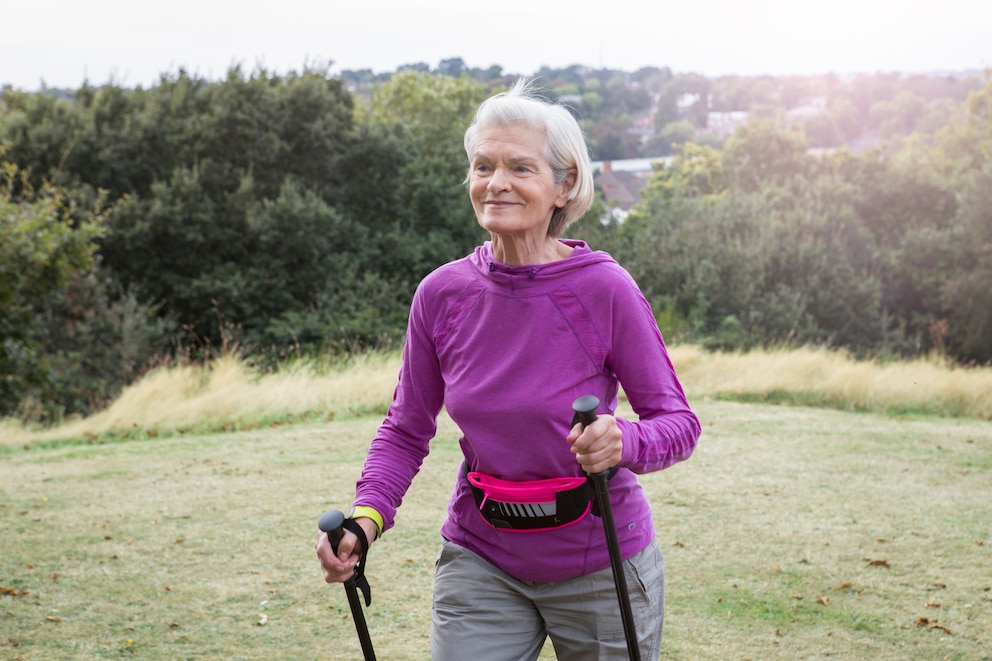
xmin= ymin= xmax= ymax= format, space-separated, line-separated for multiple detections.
xmin=1 ymin=352 xmax=402 ymax=445
xmin=670 ymin=345 xmax=992 ymax=418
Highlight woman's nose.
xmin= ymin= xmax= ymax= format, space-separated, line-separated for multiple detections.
xmin=487 ymin=167 xmax=511 ymax=191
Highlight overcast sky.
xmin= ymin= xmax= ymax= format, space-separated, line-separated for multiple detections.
xmin=3 ymin=0 xmax=990 ymax=90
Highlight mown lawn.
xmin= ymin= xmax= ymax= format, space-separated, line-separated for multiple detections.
xmin=2 ymin=400 xmax=990 ymax=660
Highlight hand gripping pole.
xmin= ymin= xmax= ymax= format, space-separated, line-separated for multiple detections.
xmin=319 ymin=510 xmax=376 ymax=661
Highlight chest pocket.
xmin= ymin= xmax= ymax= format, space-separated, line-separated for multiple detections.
xmin=549 ymin=285 xmax=609 ymax=373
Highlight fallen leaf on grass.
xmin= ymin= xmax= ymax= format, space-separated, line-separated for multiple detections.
xmin=833 ymin=582 xmax=853 ymax=591
xmin=916 ymin=617 xmax=952 ymax=634
xmin=0 ymin=587 xmax=28 ymax=597
xmin=817 ymin=596 xmax=830 ymax=606
xmin=672 ymin=540 xmax=685 ymax=547
xmin=257 ymin=613 xmax=268 ymax=626
xmin=45 ymin=616 xmax=62 ymax=623
xmin=791 ymin=594 xmax=803 ymax=600
xmin=2 ymin=639 xmax=19 ymax=647
xmin=925 ymin=601 xmax=941 ymax=608
xmin=864 ymin=558 xmax=890 ymax=568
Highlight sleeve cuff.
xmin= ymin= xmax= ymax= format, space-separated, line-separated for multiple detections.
xmin=349 ymin=505 xmax=384 ymax=539
xmin=615 ymin=417 xmax=636 ymax=467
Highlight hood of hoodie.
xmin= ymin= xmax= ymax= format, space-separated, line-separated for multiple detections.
xmin=469 ymin=239 xmax=616 ymax=292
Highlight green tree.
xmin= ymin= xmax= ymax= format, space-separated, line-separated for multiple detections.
xmin=930 ymin=76 xmax=992 ymax=361
xmin=646 ymin=120 xmax=696 ymax=156
xmin=939 ymin=163 xmax=992 ymax=361
xmin=435 ymin=58 xmax=464 ymax=77
xmin=362 ymin=71 xmax=489 ymax=275
xmin=0 ymin=185 xmax=97 ymax=414
xmin=91 ymin=67 xmax=366 ymax=350
xmin=722 ymin=117 xmax=809 ymax=192
xmin=0 ymin=88 xmax=87 ymax=194
xmin=0 ymin=168 xmax=167 ymax=421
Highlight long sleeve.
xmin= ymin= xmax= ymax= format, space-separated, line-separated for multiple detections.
xmin=352 ymin=277 xmax=447 ymax=533
xmin=602 ymin=263 xmax=700 ymax=473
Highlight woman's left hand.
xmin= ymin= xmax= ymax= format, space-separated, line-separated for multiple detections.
xmin=567 ymin=414 xmax=623 ymax=475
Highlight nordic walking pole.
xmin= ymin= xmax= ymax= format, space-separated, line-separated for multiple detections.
xmin=573 ymin=395 xmax=641 ymax=661
xmin=318 ymin=509 xmax=376 ymax=661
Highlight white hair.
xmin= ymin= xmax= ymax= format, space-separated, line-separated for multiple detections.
xmin=464 ymin=79 xmax=595 ymax=237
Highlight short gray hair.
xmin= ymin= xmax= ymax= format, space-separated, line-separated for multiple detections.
xmin=464 ymin=79 xmax=595 ymax=237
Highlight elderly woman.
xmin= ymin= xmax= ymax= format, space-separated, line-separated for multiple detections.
xmin=316 ymin=79 xmax=700 ymax=660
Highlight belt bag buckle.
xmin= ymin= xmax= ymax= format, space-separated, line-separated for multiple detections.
xmin=466 ymin=471 xmax=593 ymax=532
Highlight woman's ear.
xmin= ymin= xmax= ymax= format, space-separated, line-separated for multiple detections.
xmin=555 ymin=169 xmax=577 ymax=208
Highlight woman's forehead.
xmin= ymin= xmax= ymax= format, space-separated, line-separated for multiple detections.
xmin=471 ymin=124 xmax=547 ymax=158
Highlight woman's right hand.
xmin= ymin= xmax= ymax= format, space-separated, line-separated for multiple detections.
xmin=314 ymin=517 xmax=378 ymax=583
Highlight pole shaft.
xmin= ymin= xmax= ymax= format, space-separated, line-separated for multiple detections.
xmin=590 ymin=472 xmax=641 ymax=661
xmin=344 ymin=577 xmax=377 ymax=660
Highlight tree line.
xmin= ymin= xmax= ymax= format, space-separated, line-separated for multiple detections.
xmin=1 ymin=64 xmax=989 ymax=424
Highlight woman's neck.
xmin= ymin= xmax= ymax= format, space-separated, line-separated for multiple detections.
xmin=490 ymin=234 xmax=573 ymax=266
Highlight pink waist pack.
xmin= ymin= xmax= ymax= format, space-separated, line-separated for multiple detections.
xmin=465 ymin=469 xmax=594 ymax=532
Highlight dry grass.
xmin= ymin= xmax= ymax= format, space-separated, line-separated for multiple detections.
xmin=0 ymin=352 xmax=403 ymax=446
xmin=1 ymin=400 xmax=989 ymax=660
xmin=2 ymin=346 xmax=990 ymax=447
xmin=674 ymin=345 xmax=992 ymax=419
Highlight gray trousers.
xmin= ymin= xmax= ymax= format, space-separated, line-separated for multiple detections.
xmin=431 ymin=537 xmax=665 ymax=660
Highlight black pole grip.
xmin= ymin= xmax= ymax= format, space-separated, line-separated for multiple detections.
xmin=318 ymin=509 xmax=346 ymax=554
xmin=574 ymin=395 xmax=609 ymax=479
xmin=572 ymin=395 xmax=600 ymax=429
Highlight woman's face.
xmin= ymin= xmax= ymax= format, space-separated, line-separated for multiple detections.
xmin=468 ymin=123 xmax=569 ymax=241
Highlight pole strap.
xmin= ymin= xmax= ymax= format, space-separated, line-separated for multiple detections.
xmin=341 ymin=517 xmax=372 ymax=606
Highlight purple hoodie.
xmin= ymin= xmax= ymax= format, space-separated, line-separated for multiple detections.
xmin=354 ymin=239 xmax=700 ymax=582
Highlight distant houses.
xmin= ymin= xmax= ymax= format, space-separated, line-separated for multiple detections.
xmin=705 ymin=110 xmax=749 ymax=138
xmin=593 ymin=156 xmax=672 ymax=221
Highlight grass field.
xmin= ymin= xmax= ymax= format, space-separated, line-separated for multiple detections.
xmin=2 ymin=397 xmax=990 ymax=660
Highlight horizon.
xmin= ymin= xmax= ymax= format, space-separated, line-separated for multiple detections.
xmin=4 ymin=61 xmax=986 ymax=94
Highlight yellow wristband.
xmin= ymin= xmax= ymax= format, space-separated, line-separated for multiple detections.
xmin=349 ymin=506 xmax=383 ymax=539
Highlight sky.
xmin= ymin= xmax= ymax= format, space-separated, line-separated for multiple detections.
xmin=3 ymin=0 xmax=990 ymax=91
